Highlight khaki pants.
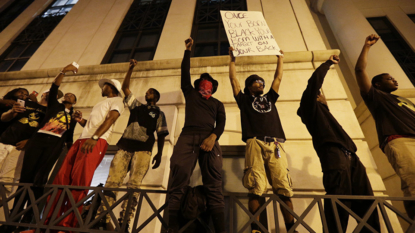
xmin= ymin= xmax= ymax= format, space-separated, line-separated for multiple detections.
xmin=243 ymin=138 xmax=293 ymax=197
xmin=98 ymin=149 xmax=152 ymax=224
xmin=384 ymin=137 xmax=415 ymax=197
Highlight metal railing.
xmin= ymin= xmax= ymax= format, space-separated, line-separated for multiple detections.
xmin=0 ymin=183 xmax=414 ymax=233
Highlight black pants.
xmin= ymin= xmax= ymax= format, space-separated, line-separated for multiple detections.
xmin=12 ymin=133 xmax=64 ymax=220
xmin=317 ymin=145 xmax=380 ymax=233
xmin=168 ymin=133 xmax=224 ymax=212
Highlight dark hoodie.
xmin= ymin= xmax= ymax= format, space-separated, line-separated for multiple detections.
xmin=297 ymin=60 xmax=356 ymax=153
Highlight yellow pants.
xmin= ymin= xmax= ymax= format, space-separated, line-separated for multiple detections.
xmin=243 ymin=138 xmax=293 ymax=197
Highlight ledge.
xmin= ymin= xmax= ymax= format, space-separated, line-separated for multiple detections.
xmin=0 ymin=49 xmax=340 ymax=81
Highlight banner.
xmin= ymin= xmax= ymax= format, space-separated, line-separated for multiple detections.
xmin=220 ymin=11 xmax=281 ymax=57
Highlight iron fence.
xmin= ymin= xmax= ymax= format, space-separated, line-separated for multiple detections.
xmin=0 ymin=183 xmax=414 ymax=233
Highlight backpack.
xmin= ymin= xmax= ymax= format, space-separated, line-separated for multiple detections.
xmin=180 ymin=185 xmax=207 ymax=220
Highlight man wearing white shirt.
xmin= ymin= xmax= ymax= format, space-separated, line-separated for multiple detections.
xmin=43 ymin=79 xmax=125 ymax=229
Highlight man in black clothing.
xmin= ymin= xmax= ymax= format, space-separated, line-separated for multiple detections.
xmin=167 ymin=38 xmax=226 ymax=233
xmin=1 ymin=63 xmax=78 ymax=232
xmin=228 ymin=47 xmax=297 ymax=233
xmin=297 ymin=55 xmax=380 ymax=232
xmin=356 ymin=34 xmax=415 ymax=219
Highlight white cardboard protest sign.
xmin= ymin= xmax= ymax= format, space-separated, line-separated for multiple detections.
xmin=220 ymin=10 xmax=281 ymax=57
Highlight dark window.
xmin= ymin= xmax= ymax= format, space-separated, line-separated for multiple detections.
xmin=102 ymin=0 xmax=171 ymax=64
xmin=0 ymin=0 xmax=34 ymax=33
xmin=409 ymin=14 xmax=415 ymax=24
xmin=191 ymin=0 xmax=247 ymax=57
xmin=0 ymin=0 xmax=78 ymax=72
xmin=368 ymin=17 xmax=415 ymax=85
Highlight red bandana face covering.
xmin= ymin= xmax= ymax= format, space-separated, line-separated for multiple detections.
xmin=199 ymin=80 xmax=213 ymax=99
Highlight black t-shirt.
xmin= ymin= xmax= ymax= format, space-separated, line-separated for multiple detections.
xmin=234 ymin=88 xmax=286 ymax=142
xmin=37 ymin=83 xmax=76 ymax=143
xmin=117 ymin=93 xmax=169 ymax=152
xmin=0 ymin=101 xmax=46 ymax=146
xmin=362 ymin=86 xmax=415 ymax=148
xmin=0 ymin=105 xmax=12 ymax=136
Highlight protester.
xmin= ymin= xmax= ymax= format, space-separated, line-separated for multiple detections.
xmin=298 ymin=55 xmax=380 ymax=232
xmin=0 ymin=63 xmax=80 ymax=232
xmin=0 ymin=88 xmax=47 ymax=200
xmin=228 ymin=47 xmax=297 ymax=233
xmin=96 ymin=59 xmax=168 ymax=231
xmin=43 ymin=78 xmax=124 ymax=229
xmin=167 ymin=37 xmax=226 ymax=233
xmin=355 ymin=34 xmax=415 ymax=219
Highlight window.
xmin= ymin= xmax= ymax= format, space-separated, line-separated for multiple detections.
xmin=0 ymin=0 xmax=78 ymax=72
xmin=0 ymin=0 xmax=34 ymax=33
xmin=409 ymin=14 xmax=415 ymax=24
xmin=368 ymin=17 xmax=415 ymax=85
xmin=191 ymin=0 xmax=247 ymax=57
xmin=102 ymin=0 xmax=171 ymax=64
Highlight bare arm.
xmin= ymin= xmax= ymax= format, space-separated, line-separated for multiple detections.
xmin=81 ymin=110 xmax=120 ymax=153
xmin=122 ymin=59 xmax=137 ymax=97
xmin=54 ymin=63 xmax=79 ymax=86
xmin=355 ymin=34 xmax=380 ymax=94
xmin=271 ymin=50 xmax=284 ymax=93
xmin=228 ymin=47 xmax=241 ymax=96
xmin=1 ymin=103 xmax=25 ymax=122
xmin=152 ymin=135 xmax=166 ymax=169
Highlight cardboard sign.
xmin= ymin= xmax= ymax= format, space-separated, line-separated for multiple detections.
xmin=220 ymin=10 xmax=281 ymax=57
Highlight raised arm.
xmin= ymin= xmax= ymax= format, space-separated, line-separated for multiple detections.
xmin=81 ymin=110 xmax=120 ymax=153
xmin=228 ymin=47 xmax=241 ymax=96
xmin=298 ymin=56 xmax=339 ymax=120
xmin=54 ymin=63 xmax=79 ymax=87
xmin=122 ymin=59 xmax=137 ymax=97
xmin=181 ymin=38 xmax=194 ymax=92
xmin=271 ymin=50 xmax=284 ymax=93
xmin=355 ymin=34 xmax=380 ymax=94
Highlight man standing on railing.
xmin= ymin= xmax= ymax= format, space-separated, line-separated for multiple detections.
xmin=167 ymin=37 xmax=226 ymax=233
xmin=228 ymin=47 xmax=298 ymax=233
xmin=95 ymin=59 xmax=169 ymax=231
xmin=356 ymin=34 xmax=415 ymax=219
xmin=298 ymin=55 xmax=380 ymax=232
xmin=43 ymin=78 xmax=124 ymax=229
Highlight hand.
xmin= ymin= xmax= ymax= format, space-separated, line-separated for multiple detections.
xmin=152 ymin=153 xmax=162 ymax=169
xmin=329 ymin=55 xmax=340 ymax=64
xmin=62 ymin=63 xmax=78 ymax=74
xmin=200 ymin=134 xmax=217 ymax=152
xmin=2 ymin=99 xmax=15 ymax=106
xmin=129 ymin=59 xmax=138 ymax=69
xmin=81 ymin=139 xmax=98 ymax=154
xmin=12 ymin=103 xmax=25 ymax=113
xmin=229 ymin=47 xmax=235 ymax=61
xmin=185 ymin=37 xmax=193 ymax=51
xmin=365 ymin=34 xmax=380 ymax=46
xmin=16 ymin=139 xmax=28 ymax=150
xmin=28 ymin=93 xmax=38 ymax=103
xmin=72 ymin=110 xmax=83 ymax=122
xmin=277 ymin=50 xmax=284 ymax=58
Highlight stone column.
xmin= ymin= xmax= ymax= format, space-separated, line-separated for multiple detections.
xmin=384 ymin=7 xmax=415 ymax=51
xmin=311 ymin=0 xmax=413 ymax=88
xmin=153 ymin=0 xmax=197 ymax=60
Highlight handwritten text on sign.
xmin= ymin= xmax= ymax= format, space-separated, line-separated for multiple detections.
xmin=220 ymin=11 xmax=281 ymax=57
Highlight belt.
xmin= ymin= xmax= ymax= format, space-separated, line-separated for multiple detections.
xmin=256 ymin=136 xmax=285 ymax=143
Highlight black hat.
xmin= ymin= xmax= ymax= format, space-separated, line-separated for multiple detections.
xmin=244 ymin=74 xmax=265 ymax=94
xmin=194 ymin=73 xmax=219 ymax=94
